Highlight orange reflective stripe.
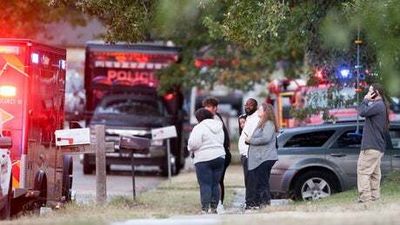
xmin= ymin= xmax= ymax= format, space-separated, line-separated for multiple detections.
xmin=1 ymin=55 xmax=25 ymax=72
xmin=0 ymin=55 xmax=28 ymax=77
xmin=11 ymin=160 xmax=20 ymax=188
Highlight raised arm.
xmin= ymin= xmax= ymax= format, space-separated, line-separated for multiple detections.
xmin=358 ymin=100 xmax=384 ymax=117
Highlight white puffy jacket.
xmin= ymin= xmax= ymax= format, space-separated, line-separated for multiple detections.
xmin=188 ymin=119 xmax=226 ymax=164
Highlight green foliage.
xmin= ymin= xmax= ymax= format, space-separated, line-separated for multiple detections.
xmin=322 ymin=0 xmax=400 ymax=95
xmin=50 ymin=0 xmax=399 ymax=98
xmin=72 ymin=0 xmax=155 ymax=42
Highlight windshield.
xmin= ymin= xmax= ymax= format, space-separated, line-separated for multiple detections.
xmin=95 ymin=98 xmax=162 ymax=116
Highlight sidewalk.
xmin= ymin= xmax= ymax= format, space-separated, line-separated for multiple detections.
xmin=112 ymin=203 xmax=400 ymax=225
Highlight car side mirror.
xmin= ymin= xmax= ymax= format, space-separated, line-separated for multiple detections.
xmin=0 ymin=137 xmax=12 ymax=148
xmin=69 ymin=121 xmax=83 ymax=129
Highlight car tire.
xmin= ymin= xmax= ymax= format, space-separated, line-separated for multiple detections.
xmin=160 ymin=157 xmax=177 ymax=177
xmin=33 ymin=170 xmax=48 ymax=208
xmin=83 ymin=154 xmax=95 ymax=175
xmin=106 ymin=165 xmax=111 ymax=174
xmin=293 ymin=171 xmax=338 ymax=201
xmin=62 ymin=155 xmax=73 ymax=202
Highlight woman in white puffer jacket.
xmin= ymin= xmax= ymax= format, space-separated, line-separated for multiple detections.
xmin=188 ymin=108 xmax=225 ymax=214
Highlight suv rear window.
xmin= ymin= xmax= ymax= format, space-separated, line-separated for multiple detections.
xmin=284 ymin=130 xmax=335 ymax=147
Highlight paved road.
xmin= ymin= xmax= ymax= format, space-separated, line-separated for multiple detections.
xmin=71 ymin=155 xmax=165 ymax=203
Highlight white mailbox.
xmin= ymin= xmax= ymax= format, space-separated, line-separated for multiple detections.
xmin=55 ymin=128 xmax=91 ymax=146
xmin=151 ymin=126 xmax=177 ymax=140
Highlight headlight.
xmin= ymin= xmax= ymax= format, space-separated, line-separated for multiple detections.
xmin=151 ymin=139 xmax=163 ymax=146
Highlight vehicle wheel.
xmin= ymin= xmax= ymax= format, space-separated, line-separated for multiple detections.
xmin=106 ymin=165 xmax=111 ymax=174
xmin=34 ymin=170 xmax=47 ymax=208
xmin=62 ymin=155 xmax=73 ymax=202
xmin=178 ymin=135 xmax=187 ymax=170
xmin=0 ymin=175 xmax=12 ymax=220
xmin=170 ymin=138 xmax=182 ymax=174
xmin=82 ymin=154 xmax=95 ymax=174
xmin=293 ymin=171 xmax=338 ymax=201
xmin=160 ymin=157 xmax=177 ymax=177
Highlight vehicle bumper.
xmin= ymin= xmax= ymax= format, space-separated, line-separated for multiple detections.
xmin=83 ymin=145 xmax=168 ymax=167
xmin=270 ymin=168 xmax=296 ymax=199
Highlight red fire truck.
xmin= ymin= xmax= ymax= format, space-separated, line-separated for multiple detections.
xmin=83 ymin=41 xmax=187 ymax=176
xmin=266 ymin=78 xmax=306 ymax=128
xmin=267 ymin=78 xmax=364 ymax=127
xmin=0 ymin=39 xmax=73 ymax=218
xmin=266 ymin=77 xmax=399 ymax=128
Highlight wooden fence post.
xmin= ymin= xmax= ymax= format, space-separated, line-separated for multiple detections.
xmin=94 ymin=125 xmax=107 ymax=204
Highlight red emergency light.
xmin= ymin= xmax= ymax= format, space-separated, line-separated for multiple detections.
xmin=164 ymin=93 xmax=175 ymax=101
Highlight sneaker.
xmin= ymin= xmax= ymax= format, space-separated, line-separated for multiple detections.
xmin=244 ymin=205 xmax=259 ymax=212
xmin=371 ymin=197 xmax=380 ymax=202
xmin=209 ymin=208 xmax=218 ymax=214
xmin=216 ymin=201 xmax=225 ymax=214
xmin=244 ymin=206 xmax=259 ymax=213
xmin=201 ymin=207 xmax=209 ymax=214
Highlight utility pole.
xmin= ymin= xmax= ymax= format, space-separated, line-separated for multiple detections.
xmin=354 ymin=25 xmax=362 ymax=134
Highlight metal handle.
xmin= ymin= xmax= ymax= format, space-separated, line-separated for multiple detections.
xmin=330 ymin=153 xmax=346 ymax=157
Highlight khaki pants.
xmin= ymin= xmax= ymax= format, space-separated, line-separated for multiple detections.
xmin=357 ymin=149 xmax=384 ymax=202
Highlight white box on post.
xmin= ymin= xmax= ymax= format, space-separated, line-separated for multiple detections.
xmin=151 ymin=125 xmax=177 ymax=182
xmin=151 ymin=125 xmax=177 ymax=140
xmin=55 ymin=128 xmax=91 ymax=146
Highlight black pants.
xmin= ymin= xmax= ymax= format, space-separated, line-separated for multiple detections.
xmin=240 ymin=155 xmax=250 ymax=204
xmin=195 ymin=157 xmax=225 ymax=210
xmin=219 ymin=153 xmax=231 ymax=204
xmin=247 ymin=160 xmax=277 ymax=207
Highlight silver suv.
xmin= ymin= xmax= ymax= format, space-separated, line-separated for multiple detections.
xmin=270 ymin=122 xmax=400 ymax=200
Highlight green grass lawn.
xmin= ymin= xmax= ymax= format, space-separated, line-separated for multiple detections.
xmin=260 ymin=170 xmax=400 ymax=214
xmin=3 ymin=165 xmax=244 ymax=225
xmin=4 ymin=167 xmax=400 ymax=225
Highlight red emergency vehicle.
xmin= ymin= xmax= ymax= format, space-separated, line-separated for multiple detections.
xmin=267 ymin=77 xmax=398 ymax=128
xmin=266 ymin=78 xmax=306 ymax=128
xmin=0 ymin=39 xmax=73 ymax=218
xmin=267 ymin=78 xmax=363 ymax=128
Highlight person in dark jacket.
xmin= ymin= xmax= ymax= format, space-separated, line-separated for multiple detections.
xmin=357 ymin=83 xmax=390 ymax=203
xmin=203 ymin=97 xmax=231 ymax=210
